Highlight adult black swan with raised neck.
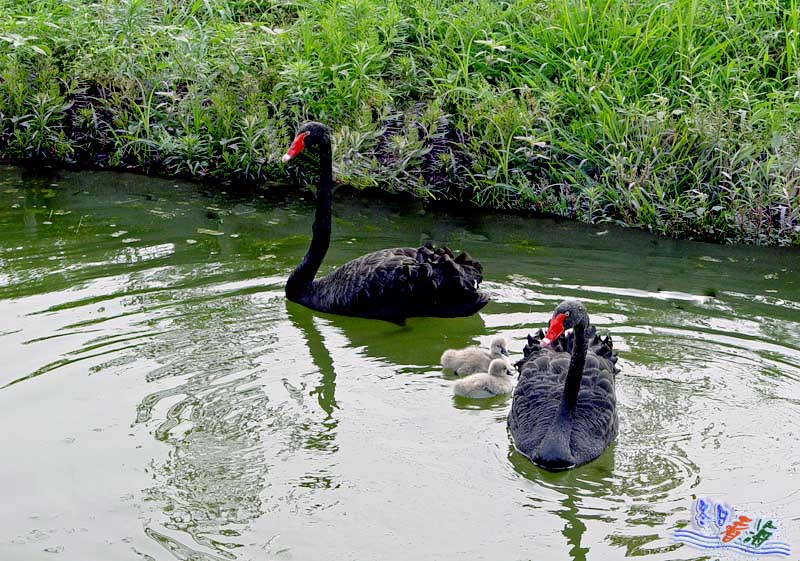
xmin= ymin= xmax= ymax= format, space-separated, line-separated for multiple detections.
xmin=280 ymin=122 xmax=489 ymax=323
xmin=508 ymin=300 xmax=619 ymax=470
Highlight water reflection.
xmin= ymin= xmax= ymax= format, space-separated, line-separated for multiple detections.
xmin=133 ymin=294 xmax=282 ymax=559
xmin=451 ymin=392 xmax=513 ymax=411
xmin=508 ymin=446 xmax=617 ymax=560
xmin=285 ymin=302 xmax=339 ymax=417
xmin=286 ymin=305 xmax=489 ymax=371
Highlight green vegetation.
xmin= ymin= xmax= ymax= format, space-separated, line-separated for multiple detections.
xmin=1 ymin=0 xmax=798 ymax=245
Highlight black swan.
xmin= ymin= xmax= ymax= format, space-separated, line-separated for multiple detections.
xmin=508 ymin=300 xmax=619 ymax=470
xmin=440 ymin=336 xmax=509 ymax=375
xmin=281 ymin=122 xmax=488 ymax=322
xmin=453 ymin=358 xmax=515 ymax=398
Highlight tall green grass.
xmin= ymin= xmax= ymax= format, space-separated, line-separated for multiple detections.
xmin=1 ymin=0 xmax=798 ymax=244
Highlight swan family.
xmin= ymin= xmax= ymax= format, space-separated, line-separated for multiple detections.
xmin=281 ymin=122 xmax=620 ymax=471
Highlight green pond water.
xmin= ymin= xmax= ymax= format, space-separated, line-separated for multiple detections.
xmin=1 ymin=165 xmax=799 ymax=561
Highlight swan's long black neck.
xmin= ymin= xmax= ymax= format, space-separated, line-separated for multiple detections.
xmin=563 ymin=322 xmax=587 ymax=409
xmin=286 ymin=144 xmax=333 ymax=302
xmin=530 ymin=313 xmax=589 ymax=469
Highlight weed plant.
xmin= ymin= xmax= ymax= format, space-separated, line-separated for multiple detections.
xmin=0 ymin=0 xmax=798 ymax=244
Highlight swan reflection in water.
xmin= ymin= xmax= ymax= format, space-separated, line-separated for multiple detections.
xmin=285 ymin=301 xmax=339 ymax=418
xmin=508 ymin=444 xmax=616 ymax=561
xmin=286 ymin=299 xmax=490 ymax=371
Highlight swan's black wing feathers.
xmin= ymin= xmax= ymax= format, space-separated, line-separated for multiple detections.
xmin=312 ymin=242 xmax=487 ymax=321
xmin=509 ymin=351 xmax=572 ymax=458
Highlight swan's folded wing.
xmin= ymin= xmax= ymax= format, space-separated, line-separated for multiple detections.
xmin=572 ymin=357 xmax=618 ymax=456
xmin=313 ymin=243 xmax=487 ymax=319
xmin=509 ymin=352 xmax=569 ymax=452
xmin=412 ymin=242 xmax=484 ymax=296
xmin=313 ymin=248 xmax=416 ymax=307
xmin=587 ymin=327 xmax=619 ymax=374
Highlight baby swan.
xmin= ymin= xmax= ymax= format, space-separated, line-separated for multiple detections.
xmin=441 ymin=336 xmax=509 ymax=375
xmin=453 ymin=359 xmax=514 ymax=398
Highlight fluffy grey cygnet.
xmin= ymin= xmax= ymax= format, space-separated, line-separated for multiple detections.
xmin=440 ymin=336 xmax=509 ymax=375
xmin=453 ymin=359 xmax=515 ymax=398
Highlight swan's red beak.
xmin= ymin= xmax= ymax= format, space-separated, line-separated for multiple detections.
xmin=282 ymin=131 xmax=309 ymax=163
xmin=541 ymin=313 xmax=567 ymax=346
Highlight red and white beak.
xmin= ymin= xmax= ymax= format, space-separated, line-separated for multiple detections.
xmin=541 ymin=312 xmax=567 ymax=346
xmin=282 ymin=131 xmax=309 ymax=163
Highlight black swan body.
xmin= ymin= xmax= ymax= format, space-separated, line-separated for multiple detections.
xmin=281 ymin=122 xmax=488 ymax=323
xmin=508 ymin=300 xmax=619 ymax=470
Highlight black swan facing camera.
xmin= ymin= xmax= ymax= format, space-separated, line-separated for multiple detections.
xmin=509 ymin=300 xmax=619 ymax=470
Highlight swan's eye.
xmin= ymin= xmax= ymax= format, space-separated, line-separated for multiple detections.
xmin=564 ymin=311 xmax=570 ymax=317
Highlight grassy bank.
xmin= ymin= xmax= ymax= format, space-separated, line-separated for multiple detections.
xmin=1 ymin=0 xmax=799 ymax=245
